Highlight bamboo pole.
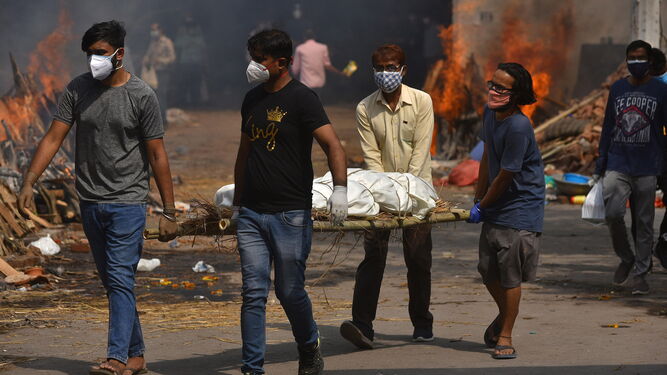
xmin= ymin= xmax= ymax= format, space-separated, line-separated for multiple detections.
xmin=143 ymin=209 xmax=470 ymax=240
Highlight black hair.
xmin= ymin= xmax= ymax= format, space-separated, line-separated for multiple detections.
xmin=81 ymin=20 xmax=126 ymax=51
xmin=650 ymin=47 xmax=666 ymax=75
xmin=497 ymin=62 xmax=537 ymax=106
xmin=247 ymin=29 xmax=293 ymax=59
xmin=626 ymin=39 xmax=652 ymax=57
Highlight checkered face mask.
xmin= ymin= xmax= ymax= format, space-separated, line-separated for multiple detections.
xmin=374 ymin=67 xmax=404 ymax=93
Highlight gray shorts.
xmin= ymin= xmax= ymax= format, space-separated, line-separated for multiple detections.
xmin=478 ymin=222 xmax=541 ymax=288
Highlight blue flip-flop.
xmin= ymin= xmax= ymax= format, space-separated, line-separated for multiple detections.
xmin=492 ymin=345 xmax=517 ymax=359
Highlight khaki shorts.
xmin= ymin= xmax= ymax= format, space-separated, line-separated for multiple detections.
xmin=478 ymin=222 xmax=541 ymax=288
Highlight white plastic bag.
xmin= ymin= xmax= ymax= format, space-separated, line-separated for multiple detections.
xmin=582 ymin=181 xmax=605 ymax=223
xmin=30 ymin=234 xmax=60 ymax=256
xmin=214 ymin=184 xmax=235 ymax=209
xmin=137 ymin=258 xmax=161 ymax=272
xmin=192 ymin=260 xmax=215 ymax=273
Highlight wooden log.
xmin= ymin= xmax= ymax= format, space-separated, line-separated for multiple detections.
xmin=534 ymin=91 xmax=604 ymax=135
xmin=143 ymin=209 xmax=471 ymax=240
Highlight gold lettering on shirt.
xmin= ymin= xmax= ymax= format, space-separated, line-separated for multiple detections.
xmin=246 ymin=114 xmax=282 ymax=152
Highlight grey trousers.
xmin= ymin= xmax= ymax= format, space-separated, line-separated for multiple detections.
xmin=603 ymin=171 xmax=656 ymax=276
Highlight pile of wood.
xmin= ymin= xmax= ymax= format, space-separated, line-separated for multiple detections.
xmin=0 ymin=55 xmax=79 ymax=255
xmin=536 ymin=63 xmax=628 ymax=175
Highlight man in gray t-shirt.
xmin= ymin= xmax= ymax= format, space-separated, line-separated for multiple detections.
xmin=54 ymin=72 xmax=163 ymax=203
xmin=17 ymin=20 xmax=178 ymax=375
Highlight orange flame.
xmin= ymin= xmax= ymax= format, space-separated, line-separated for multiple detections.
xmin=0 ymin=8 xmax=72 ymax=143
xmin=27 ymin=9 xmax=73 ymax=101
xmin=431 ymin=24 xmax=468 ymax=124
xmin=486 ymin=3 xmax=574 ymax=119
xmin=429 ymin=0 xmax=574 ymax=123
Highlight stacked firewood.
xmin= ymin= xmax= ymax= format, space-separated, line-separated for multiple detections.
xmin=536 ymin=63 xmax=628 ymax=175
xmin=0 ymin=55 xmax=79 ymax=255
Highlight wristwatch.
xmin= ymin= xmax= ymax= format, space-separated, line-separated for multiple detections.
xmin=473 ymin=198 xmax=482 ymax=204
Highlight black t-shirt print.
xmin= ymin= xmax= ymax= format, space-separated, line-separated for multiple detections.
xmin=240 ymin=79 xmax=330 ymax=213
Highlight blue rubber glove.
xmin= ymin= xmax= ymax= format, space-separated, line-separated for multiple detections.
xmin=467 ymin=203 xmax=483 ymax=224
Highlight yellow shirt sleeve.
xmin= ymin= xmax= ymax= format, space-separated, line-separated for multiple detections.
xmin=407 ymin=93 xmax=434 ymax=177
xmin=356 ymin=101 xmax=384 ymax=172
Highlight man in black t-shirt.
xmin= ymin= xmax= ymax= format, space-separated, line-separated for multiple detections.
xmin=233 ymin=29 xmax=348 ymax=375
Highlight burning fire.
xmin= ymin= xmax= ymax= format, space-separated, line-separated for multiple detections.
xmin=430 ymin=0 xmax=574 ymax=123
xmin=486 ymin=3 xmax=573 ymax=119
xmin=0 ymin=8 xmax=72 ymax=143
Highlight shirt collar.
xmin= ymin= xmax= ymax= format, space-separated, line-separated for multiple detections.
xmin=375 ymin=84 xmax=413 ymax=109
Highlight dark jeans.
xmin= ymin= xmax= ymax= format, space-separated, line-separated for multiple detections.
xmin=80 ymin=202 xmax=146 ymax=364
xmin=237 ymin=207 xmax=319 ymax=374
xmin=352 ymin=225 xmax=433 ymax=338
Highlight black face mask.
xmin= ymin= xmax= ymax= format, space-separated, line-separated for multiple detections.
xmin=627 ymin=60 xmax=650 ymax=79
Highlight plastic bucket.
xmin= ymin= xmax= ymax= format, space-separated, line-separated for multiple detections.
xmin=563 ymin=173 xmax=590 ymax=184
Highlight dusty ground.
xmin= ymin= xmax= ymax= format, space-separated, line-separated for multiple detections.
xmin=1 ymin=108 xmax=666 ymax=374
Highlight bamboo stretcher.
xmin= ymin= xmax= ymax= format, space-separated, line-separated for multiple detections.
xmin=143 ymin=208 xmax=470 ymax=240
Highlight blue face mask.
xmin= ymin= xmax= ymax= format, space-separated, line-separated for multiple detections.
xmin=627 ymin=59 xmax=649 ymax=79
xmin=374 ymin=67 xmax=404 ymax=93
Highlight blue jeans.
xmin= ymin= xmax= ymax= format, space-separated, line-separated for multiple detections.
xmin=237 ymin=207 xmax=319 ymax=374
xmin=81 ymin=202 xmax=146 ymax=364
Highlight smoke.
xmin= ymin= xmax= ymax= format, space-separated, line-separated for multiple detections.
xmin=0 ymin=0 xmax=453 ymax=108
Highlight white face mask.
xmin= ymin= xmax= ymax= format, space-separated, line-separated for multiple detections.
xmin=88 ymin=48 xmax=122 ymax=80
xmin=246 ymin=60 xmax=270 ymax=85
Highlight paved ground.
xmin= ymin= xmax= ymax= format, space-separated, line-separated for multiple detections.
xmin=2 ymin=108 xmax=666 ymax=374
xmin=2 ymin=204 xmax=666 ymax=375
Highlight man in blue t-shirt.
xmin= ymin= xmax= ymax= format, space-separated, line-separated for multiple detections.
xmin=467 ymin=62 xmax=545 ymax=360
xmin=594 ymin=40 xmax=667 ymax=295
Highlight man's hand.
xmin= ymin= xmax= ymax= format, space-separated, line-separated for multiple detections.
xmin=158 ymin=205 xmax=179 ymax=242
xmin=467 ymin=203 xmax=484 ymax=224
xmin=18 ymin=171 xmax=39 ymax=212
xmin=328 ymin=185 xmax=348 ymax=226
xmin=17 ymin=184 xmax=34 ymax=212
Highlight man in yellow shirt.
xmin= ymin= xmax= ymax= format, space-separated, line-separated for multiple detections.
xmin=340 ymin=44 xmax=435 ymax=349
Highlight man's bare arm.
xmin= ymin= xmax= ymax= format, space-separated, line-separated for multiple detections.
xmin=145 ymin=138 xmax=175 ymax=207
xmin=313 ymin=124 xmax=347 ymax=187
xmin=18 ymin=120 xmax=71 ymax=209
xmin=233 ymin=134 xmax=252 ymax=206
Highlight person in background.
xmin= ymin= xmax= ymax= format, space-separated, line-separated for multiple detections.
xmin=594 ymin=40 xmax=667 ymax=295
xmin=174 ymin=15 xmax=207 ymax=106
xmin=340 ymin=44 xmax=435 ymax=350
xmin=649 ymin=47 xmax=667 ymax=83
xmin=233 ymin=29 xmax=348 ymax=375
xmin=468 ymin=62 xmax=544 ymax=360
xmin=649 ymin=47 xmax=667 ymax=269
xmin=292 ymin=29 xmax=343 ymax=97
xmin=17 ymin=20 xmax=178 ymax=375
xmin=143 ymin=23 xmax=175 ymax=125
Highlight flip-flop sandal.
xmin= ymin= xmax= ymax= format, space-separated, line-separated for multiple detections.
xmin=492 ymin=345 xmax=517 ymax=359
xmin=89 ymin=363 xmax=123 ymax=375
xmin=483 ymin=315 xmax=501 ymax=348
xmin=122 ymin=368 xmax=148 ymax=375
